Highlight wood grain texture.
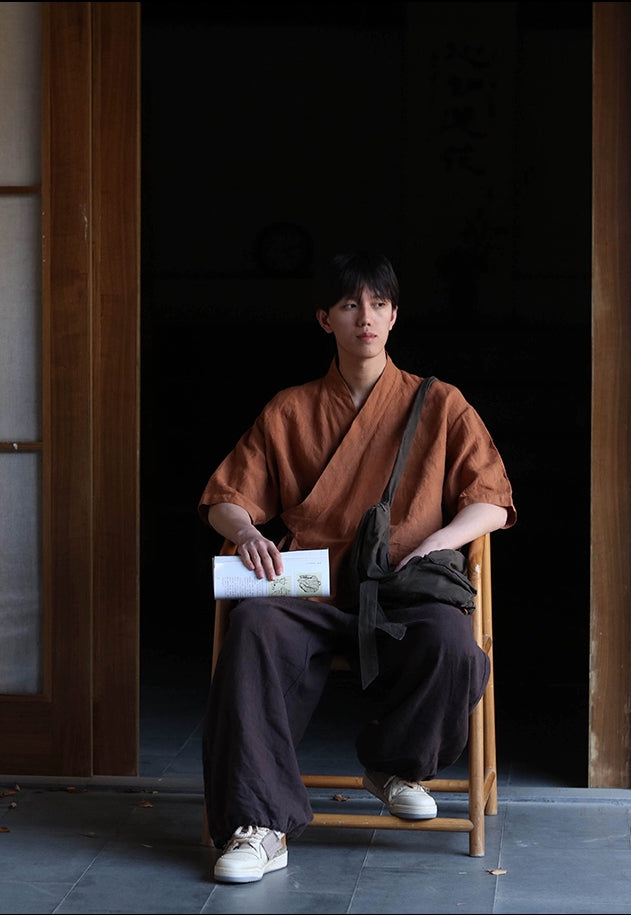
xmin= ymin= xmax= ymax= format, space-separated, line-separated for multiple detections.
xmin=91 ymin=0 xmax=141 ymax=777
xmin=0 ymin=2 xmax=141 ymax=777
xmin=590 ymin=1 xmax=631 ymax=787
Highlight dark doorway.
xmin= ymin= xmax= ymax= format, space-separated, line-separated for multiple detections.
xmin=140 ymin=1 xmax=592 ymax=785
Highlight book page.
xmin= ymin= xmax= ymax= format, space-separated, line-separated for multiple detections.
xmin=212 ymin=549 xmax=330 ymax=600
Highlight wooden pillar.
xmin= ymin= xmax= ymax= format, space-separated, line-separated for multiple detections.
xmin=590 ymin=1 xmax=631 ymax=787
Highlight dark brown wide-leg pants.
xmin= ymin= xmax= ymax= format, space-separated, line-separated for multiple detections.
xmin=202 ymin=596 xmax=489 ymax=848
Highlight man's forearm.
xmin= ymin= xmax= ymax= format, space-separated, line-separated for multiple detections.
xmin=207 ymin=503 xmax=257 ymax=545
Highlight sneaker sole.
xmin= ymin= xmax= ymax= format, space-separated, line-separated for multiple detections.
xmin=363 ymin=774 xmax=437 ymax=820
xmin=214 ymin=850 xmax=288 ymax=884
xmin=388 ymin=803 xmax=437 ymax=819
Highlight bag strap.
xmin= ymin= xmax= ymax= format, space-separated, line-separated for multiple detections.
xmin=355 ymin=374 xmax=437 ymax=689
xmin=382 ymin=375 xmax=436 ymax=505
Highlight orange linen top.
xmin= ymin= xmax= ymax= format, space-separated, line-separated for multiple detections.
xmin=199 ymin=356 xmax=516 ymax=609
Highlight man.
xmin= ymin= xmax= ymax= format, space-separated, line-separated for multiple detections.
xmin=199 ymin=252 xmax=516 ymax=883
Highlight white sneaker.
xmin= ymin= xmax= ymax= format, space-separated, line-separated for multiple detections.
xmin=213 ymin=826 xmax=288 ymax=884
xmin=363 ymin=770 xmax=437 ymax=819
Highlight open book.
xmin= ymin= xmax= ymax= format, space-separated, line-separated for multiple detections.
xmin=212 ymin=548 xmax=330 ymax=600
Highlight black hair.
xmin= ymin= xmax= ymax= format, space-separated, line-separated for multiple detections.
xmin=313 ymin=251 xmax=400 ymax=312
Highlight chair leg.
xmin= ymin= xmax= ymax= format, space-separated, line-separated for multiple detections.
xmin=467 ymin=696 xmax=486 ymax=857
xmin=481 ymin=591 xmax=498 ymax=816
xmin=483 ymin=664 xmax=498 ymax=816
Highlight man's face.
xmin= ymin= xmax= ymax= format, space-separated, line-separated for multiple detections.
xmin=316 ymin=286 xmax=398 ymax=362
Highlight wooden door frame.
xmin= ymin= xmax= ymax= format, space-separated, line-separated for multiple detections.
xmin=0 ymin=1 xmax=140 ymax=777
xmin=590 ymin=1 xmax=631 ymax=787
xmin=44 ymin=0 xmax=140 ymax=776
xmin=47 ymin=0 xmax=141 ymax=776
xmin=89 ymin=1 xmax=141 ymax=776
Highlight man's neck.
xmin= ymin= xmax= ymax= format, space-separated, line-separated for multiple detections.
xmin=337 ymin=352 xmax=388 ymax=411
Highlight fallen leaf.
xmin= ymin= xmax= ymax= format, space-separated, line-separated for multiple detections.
xmin=332 ymin=793 xmax=349 ymax=802
xmin=65 ymin=786 xmax=87 ymax=793
xmin=1 ymin=790 xmax=17 ymax=797
xmin=136 ymin=800 xmax=154 ymax=808
xmin=0 ymin=827 xmax=9 ymax=833
xmin=8 ymin=802 xmax=17 ymax=809
xmin=487 ymin=868 xmax=507 ymax=876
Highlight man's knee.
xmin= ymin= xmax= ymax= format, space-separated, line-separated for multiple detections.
xmin=229 ymin=598 xmax=276 ymax=634
xmin=404 ymin=604 xmax=476 ymax=658
xmin=229 ymin=598 xmax=314 ymax=648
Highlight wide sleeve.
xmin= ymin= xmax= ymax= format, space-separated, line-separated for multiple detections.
xmin=442 ymin=393 xmax=516 ymax=528
xmin=198 ymin=409 xmax=281 ymax=526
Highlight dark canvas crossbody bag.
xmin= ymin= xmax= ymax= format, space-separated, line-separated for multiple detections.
xmin=347 ymin=376 xmax=477 ymax=688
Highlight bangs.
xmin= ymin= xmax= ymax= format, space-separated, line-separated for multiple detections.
xmin=316 ymin=252 xmax=399 ymax=310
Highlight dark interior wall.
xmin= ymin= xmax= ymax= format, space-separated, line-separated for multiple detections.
xmin=140 ymin=2 xmax=592 ymax=782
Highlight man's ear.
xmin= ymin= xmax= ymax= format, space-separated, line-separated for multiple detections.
xmin=316 ymin=308 xmax=334 ymax=334
xmin=389 ymin=305 xmax=398 ymax=330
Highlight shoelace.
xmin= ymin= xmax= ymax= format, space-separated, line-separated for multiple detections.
xmin=230 ymin=826 xmax=263 ymax=848
xmin=384 ymin=775 xmax=430 ymax=794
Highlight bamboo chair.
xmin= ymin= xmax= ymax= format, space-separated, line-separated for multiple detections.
xmin=202 ymin=532 xmax=497 ymax=857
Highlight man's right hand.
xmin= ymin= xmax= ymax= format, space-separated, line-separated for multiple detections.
xmin=207 ymin=502 xmax=284 ymax=580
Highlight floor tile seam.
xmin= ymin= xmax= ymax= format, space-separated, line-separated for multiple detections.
xmin=306 ymin=791 xmax=631 ymax=808
xmin=46 ymin=847 xmax=103 ymax=914
xmin=496 ymin=795 xmax=631 ymax=806
xmin=0 ymin=775 xmax=205 ymax=793
xmin=3 ymin=776 xmax=630 ymax=804
xmin=343 ymin=830 xmax=380 ymax=912
xmin=0 ymin=879 xmax=77 ymax=888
